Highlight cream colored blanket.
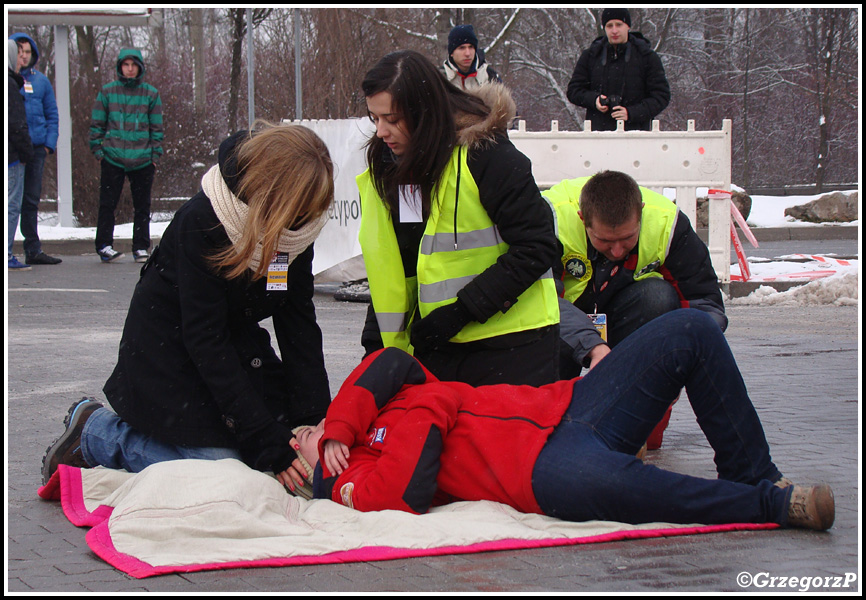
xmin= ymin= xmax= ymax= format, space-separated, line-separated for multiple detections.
xmin=39 ymin=458 xmax=775 ymax=578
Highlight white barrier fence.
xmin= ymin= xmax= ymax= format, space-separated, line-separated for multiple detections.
xmin=295 ymin=118 xmax=733 ymax=285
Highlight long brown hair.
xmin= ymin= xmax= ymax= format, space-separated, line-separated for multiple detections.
xmin=212 ymin=122 xmax=334 ymax=280
xmin=361 ymin=50 xmax=488 ymax=217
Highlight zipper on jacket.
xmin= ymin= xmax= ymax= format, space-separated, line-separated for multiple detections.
xmin=453 ymin=146 xmax=461 ymax=250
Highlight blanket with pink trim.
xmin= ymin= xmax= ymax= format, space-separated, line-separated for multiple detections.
xmin=38 ymin=459 xmax=777 ymax=579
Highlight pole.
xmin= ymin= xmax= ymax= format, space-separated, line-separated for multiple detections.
xmin=53 ymin=25 xmax=74 ymax=227
xmin=294 ymin=8 xmax=302 ymax=120
xmin=247 ymin=8 xmax=255 ymax=128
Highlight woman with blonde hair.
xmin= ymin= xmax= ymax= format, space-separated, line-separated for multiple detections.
xmin=42 ymin=124 xmax=334 ymax=493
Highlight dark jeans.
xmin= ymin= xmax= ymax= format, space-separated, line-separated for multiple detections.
xmin=95 ymin=160 xmax=155 ymax=252
xmin=21 ymin=145 xmax=47 ymax=258
xmin=561 ymin=277 xmax=681 ymax=379
xmin=604 ymin=277 xmax=681 ymax=347
xmin=532 ymin=309 xmax=791 ymax=527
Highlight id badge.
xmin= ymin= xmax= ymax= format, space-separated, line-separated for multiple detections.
xmin=589 ymin=313 xmax=608 ymax=342
xmin=266 ymin=252 xmax=290 ymax=291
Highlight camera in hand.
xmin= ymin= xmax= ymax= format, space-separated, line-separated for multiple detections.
xmin=600 ymin=95 xmax=623 ymax=108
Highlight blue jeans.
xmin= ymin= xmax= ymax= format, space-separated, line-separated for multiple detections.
xmin=81 ymin=407 xmax=242 ymax=472
xmin=603 ymin=277 xmax=681 ymax=347
xmin=20 ymin=145 xmax=47 ymax=258
xmin=533 ymin=309 xmax=791 ymax=526
xmin=8 ymin=162 xmax=25 ymax=261
xmin=560 ymin=278 xmax=681 ymax=379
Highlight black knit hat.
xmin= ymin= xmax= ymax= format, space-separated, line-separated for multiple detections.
xmin=448 ymin=24 xmax=478 ymax=56
xmin=601 ymin=8 xmax=632 ymax=28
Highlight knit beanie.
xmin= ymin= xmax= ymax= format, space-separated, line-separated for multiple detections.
xmin=601 ymin=8 xmax=632 ymax=28
xmin=448 ymin=24 xmax=478 ymax=56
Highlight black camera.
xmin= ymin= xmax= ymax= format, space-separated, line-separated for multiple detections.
xmin=600 ymin=94 xmax=623 ymax=108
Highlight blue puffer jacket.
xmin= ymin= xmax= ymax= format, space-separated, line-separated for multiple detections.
xmin=9 ymin=33 xmax=59 ymax=151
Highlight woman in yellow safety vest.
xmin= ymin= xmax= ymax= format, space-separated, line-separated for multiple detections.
xmin=357 ymin=50 xmax=561 ymax=386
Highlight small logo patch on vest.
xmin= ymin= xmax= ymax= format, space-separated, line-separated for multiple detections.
xmin=563 ymin=253 xmax=591 ymax=282
xmin=367 ymin=426 xmax=387 ymax=447
xmin=637 ymin=259 xmax=662 ymax=277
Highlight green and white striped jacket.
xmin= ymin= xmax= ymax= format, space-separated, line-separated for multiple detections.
xmin=89 ymin=48 xmax=163 ymax=171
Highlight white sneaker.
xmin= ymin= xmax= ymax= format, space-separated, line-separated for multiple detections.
xmin=97 ymin=246 xmax=124 ymax=263
xmin=133 ymin=249 xmax=150 ymax=263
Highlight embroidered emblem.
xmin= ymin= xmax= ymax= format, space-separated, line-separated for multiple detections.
xmin=563 ymin=253 xmax=591 ymax=282
xmin=373 ymin=427 xmax=386 ymax=445
xmin=637 ymin=260 xmax=662 ymax=277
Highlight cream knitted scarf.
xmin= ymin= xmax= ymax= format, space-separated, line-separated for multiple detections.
xmin=202 ymin=164 xmax=329 ymax=273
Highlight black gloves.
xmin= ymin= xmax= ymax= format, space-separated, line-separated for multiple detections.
xmin=409 ymin=300 xmax=474 ymax=354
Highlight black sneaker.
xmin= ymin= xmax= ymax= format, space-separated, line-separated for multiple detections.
xmin=97 ymin=246 xmax=124 ymax=263
xmin=41 ymin=398 xmax=103 ymax=484
xmin=132 ymin=249 xmax=149 ymax=263
xmin=26 ymin=251 xmax=62 ymax=265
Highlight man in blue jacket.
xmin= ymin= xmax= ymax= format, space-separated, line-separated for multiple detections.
xmin=9 ymin=33 xmax=62 ymax=265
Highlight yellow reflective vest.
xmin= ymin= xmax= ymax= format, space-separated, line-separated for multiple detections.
xmin=543 ymin=177 xmax=679 ymax=304
xmin=358 ymin=146 xmax=559 ymax=352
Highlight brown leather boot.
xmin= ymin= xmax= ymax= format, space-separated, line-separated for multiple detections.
xmin=786 ymin=484 xmax=835 ymax=531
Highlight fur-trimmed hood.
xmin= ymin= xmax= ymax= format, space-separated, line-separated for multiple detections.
xmin=455 ymin=83 xmax=516 ymax=149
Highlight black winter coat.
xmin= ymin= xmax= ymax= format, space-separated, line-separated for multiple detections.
xmin=103 ymin=134 xmax=330 ymax=475
xmin=8 ymin=69 xmax=34 ymax=165
xmin=567 ymin=33 xmax=670 ymax=132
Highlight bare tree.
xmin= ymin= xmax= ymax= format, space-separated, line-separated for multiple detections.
xmin=189 ymin=9 xmax=207 ymax=119
xmin=226 ymin=8 xmax=272 ymax=135
xmin=795 ymin=8 xmax=858 ymax=191
xmin=9 ymin=6 xmax=858 ymax=224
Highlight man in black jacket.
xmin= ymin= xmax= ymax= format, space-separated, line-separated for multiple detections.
xmin=567 ymin=8 xmax=670 ymax=131
xmin=8 ymin=38 xmax=35 ymax=271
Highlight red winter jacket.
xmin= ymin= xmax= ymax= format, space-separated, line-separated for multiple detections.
xmin=317 ymin=347 xmax=575 ymax=515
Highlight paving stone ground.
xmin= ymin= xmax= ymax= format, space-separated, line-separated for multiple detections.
xmin=6 ymin=253 xmax=860 ymax=593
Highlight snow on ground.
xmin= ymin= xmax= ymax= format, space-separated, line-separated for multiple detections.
xmin=20 ymin=191 xmax=860 ymax=306
xmin=724 ymin=191 xmax=859 ymax=306
xmin=726 ymin=272 xmax=858 ymax=307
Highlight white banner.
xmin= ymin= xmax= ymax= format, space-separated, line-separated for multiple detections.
xmin=286 ymin=118 xmax=374 ymax=282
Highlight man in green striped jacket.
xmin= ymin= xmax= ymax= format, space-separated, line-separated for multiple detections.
xmin=89 ymin=48 xmax=163 ymax=264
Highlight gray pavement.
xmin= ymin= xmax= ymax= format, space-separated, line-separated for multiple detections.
xmin=5 ymin=236 xmax=861 ymax=593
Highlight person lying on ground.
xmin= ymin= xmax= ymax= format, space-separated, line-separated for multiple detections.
xmin=295 ymin=309 xmax=834 ymax=531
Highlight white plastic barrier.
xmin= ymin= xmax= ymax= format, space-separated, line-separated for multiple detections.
xmin=292 ymin=118 xmax=733 ymax=285
xmin=509 ymin=119 xmax=733 ymax=284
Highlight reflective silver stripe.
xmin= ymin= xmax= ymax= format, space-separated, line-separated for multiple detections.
xmin=375 ymin=311 xmax=408 ymax=333
xmin=420 ymin=226 xmax=503 ymax=254
xmin=419 ymin=275 xmax=477 ymax=304
xmin=420 ymin=269 xmax=554 ymax=304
